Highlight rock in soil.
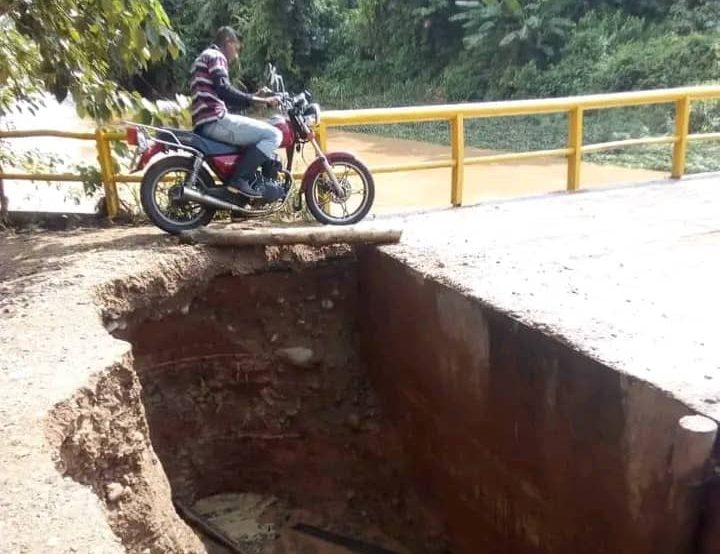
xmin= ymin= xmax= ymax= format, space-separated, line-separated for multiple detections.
xmin=276 ymin=347 xmax=317 ymax=369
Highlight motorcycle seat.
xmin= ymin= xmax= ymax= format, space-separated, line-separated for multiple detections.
xmin=156 ymin=128 xmax=244 ymax=156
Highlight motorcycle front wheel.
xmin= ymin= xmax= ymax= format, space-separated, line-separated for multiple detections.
xmin=140 ymin=156 xmax=216 ymax=235
xmin=305 ymin=154 xmax=375 ymax=225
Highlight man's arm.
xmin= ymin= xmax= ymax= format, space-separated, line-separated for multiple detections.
xmin=208 ymin=55 xmax=277 ymax=110
xmin=212 ymin=73 xmax=275 ymax=109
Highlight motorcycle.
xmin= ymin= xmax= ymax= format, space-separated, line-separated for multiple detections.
xmin=124 ymin=64 xmax=375 ymax=235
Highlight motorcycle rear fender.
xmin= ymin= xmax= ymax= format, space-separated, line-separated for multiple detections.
xmin=300 ymin=152 xmax=362 ymax=192
xmin=132 ymin=142 xmax=166 ymax=172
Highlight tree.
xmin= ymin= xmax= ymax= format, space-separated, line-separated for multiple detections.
xmin=241 ymin=0 xmax=342 ymax=87
xmin=131 ymin=0 xmax=252 ymax=98
xmin=453 ymin=0 xmax=574 ymax=68
xmin=143 ymin=0 xmax=343 ymax=95
xmin=353 ymin=0 xmax=463 ymax=79
xmin=0 ymin=0 xmax=183 ymax=120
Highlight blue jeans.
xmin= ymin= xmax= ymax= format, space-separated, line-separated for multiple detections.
xmin=201 ymin=114 xmax=282 ymax=158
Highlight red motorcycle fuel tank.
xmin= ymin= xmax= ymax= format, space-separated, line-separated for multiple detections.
xmin=271 ymin=116 xmax=294 ymax=148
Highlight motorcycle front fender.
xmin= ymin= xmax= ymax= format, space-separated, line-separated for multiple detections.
xmin=300 ymin=151 xmax=364 ymax=192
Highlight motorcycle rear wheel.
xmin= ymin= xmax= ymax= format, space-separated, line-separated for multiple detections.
xmin=140 ymin=156 xmax=216 ymax=235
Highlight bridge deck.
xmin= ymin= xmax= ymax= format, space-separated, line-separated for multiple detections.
xmin=387 ymin=174 xmax=720 ymax=419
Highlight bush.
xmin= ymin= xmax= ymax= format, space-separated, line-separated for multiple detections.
xmin=442 ymin=53 xmax=490 ymax=102
xmin=601 ymin=32 xmax=720 ymax=91
xmin=506 ymin=11 xmax=648 ymax=98
xmin=502 ymin=11 xmax=720 ymax=100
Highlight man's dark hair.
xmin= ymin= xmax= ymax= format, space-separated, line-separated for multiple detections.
xmin=215 ymin=26 xmax=239 ymax=46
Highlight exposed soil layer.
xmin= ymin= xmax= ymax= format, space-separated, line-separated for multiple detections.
xmin=120 ymin=263 xmax=448 ymax=554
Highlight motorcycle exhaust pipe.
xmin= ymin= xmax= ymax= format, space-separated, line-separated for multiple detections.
xmin=182 ymin=187 xmax=241 ymax=211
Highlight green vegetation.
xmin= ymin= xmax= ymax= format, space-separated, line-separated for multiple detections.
xmin=0 ymin=0 xmax=181 ymax=119
xmin=0 ymin=0 xmax=183 ymax=195
xmin=3 ymin=0 xmax=720 ymax=175
xmin=143 ymin=0 xmax=720 ymax=173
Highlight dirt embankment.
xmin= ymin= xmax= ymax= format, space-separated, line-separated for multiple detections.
xmin=0 ymin=226 xmax=361 ymax=553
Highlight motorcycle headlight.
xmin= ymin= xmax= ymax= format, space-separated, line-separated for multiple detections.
xmin=304 ymin=103 xmax=321 ymax=127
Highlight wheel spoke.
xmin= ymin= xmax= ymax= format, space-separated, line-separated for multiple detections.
xmin=153 ymin=168 xmax=207 ymax=225
xmin=311 ymin=161 xmax=370 ymax=222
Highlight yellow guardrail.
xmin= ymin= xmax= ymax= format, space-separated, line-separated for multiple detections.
xmin=2 ymin=85 xmax=720 ymax=218
xmin=0 ymin=127 xmax=126 ymax=217
xmin=318 ymin=84 xmax=720 ymax=206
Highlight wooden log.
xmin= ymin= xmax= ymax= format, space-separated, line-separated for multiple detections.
xmin=180 ymin=226 xmax=402 ymax=247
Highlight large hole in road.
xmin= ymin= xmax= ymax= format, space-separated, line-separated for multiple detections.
xmin=48 ymin=249 xmax=710 ymax=554
xmin=43 ymin=227 xmax=720 ymax=554
xmin=121 ymin=261 xmax=449 ymax=554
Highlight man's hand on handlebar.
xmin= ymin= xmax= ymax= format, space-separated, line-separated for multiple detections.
xmin=250 ymin=94 xmax=280 ymax=109
xmin=262 ymin=96 xmax=281 ymax=108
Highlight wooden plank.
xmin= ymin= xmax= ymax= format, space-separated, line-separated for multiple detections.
xmin=180 ymin=226 xmax=403 ymax=247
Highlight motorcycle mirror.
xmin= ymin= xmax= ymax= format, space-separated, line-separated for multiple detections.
xmin=265 ymin=63 xmax=276 ymax=88
xmin=265 ymin=63 xmax=285 ymax=93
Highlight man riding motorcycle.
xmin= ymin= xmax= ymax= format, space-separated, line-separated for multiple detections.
xmin=191 ymin=26 xmax=281 ymax=199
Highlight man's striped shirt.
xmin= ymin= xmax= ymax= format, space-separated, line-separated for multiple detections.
xmin=190 ymin=45 xmax=230 ymax=128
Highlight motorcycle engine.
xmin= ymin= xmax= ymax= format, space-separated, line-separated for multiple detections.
xmin=254 ymin=157 xmax=285 ymax=203
xmin=259 ymin=179 xmax=285 ymax=202
xmin=262 ymin=158 xmax=282 ymax=180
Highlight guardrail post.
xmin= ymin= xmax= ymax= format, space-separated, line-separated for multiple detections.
xmin=0 ymin=165 xmax=7 ymax=222
xmin=95 ymin=127 xmax=120 ymax=218
xmin=451 ymin=114 xmax=465 ymax=206
xmin=672 ymin=96 xmax=691 ymax=179
xmin=315 ymin=122 xmax=328 ymax=152
xmin=567 ymin=107 xmax=584 ymax=192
